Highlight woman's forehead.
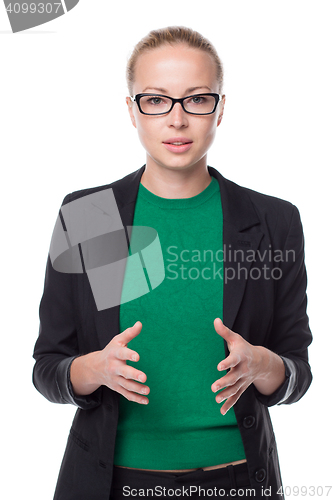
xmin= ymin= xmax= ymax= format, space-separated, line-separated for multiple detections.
xmin=133 ymin=45 xmax=218 ymax=94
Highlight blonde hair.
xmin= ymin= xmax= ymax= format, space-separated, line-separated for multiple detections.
xmin=126 ymin=26 xmax=224 ymax=95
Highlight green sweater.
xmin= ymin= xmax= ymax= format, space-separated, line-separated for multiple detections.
xmin=113 ymin=175 xmax=246 ymax=469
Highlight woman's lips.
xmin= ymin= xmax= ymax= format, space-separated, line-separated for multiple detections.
xmin=163 ymin=137 xmax=193 ymax=153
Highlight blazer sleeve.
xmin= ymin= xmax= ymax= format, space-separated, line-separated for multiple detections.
xmin=253 ymin=204 xmax=313 ymax=407
xmin=32 ymin=194 xmax=102 ymax=410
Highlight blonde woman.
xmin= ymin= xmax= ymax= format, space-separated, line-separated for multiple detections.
xmin=33 ymin=26 xmax=312 ymax=500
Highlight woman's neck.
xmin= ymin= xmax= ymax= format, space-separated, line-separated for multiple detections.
xmin=140 ymin=162 xmax=212 ymax=199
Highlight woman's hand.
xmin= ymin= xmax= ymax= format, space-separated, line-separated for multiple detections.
xmin=70 ymin=321 xmax=150 ymax=404
xmin=211 ymin=318 xmax=286 ymax=415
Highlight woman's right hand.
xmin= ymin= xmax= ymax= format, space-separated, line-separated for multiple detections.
xmin=70 ymin=321 xmax=149 ymax=404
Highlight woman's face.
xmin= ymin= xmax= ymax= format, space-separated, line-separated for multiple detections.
xmin=126 ymin=44 xmax=225 ymax=174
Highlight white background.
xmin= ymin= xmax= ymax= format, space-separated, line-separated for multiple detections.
xmin=1 ymin=1 xmax=332 ymax=499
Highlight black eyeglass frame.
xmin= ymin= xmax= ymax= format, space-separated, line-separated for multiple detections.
xmin=130 ymin=93 xmax=223 ymax=116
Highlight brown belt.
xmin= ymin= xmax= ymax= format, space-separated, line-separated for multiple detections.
xmin=115 ymin=458 xmax=247 ymax=473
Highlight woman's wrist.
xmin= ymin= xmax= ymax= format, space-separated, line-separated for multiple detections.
xmin=70 ymin=351 xmax=102 ymax=396
xmin=253 ymin=346 xmax=286 ymax=396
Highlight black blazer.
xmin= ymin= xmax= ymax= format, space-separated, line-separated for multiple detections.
xmin=33 ymin=165 xmax=312 ymax=500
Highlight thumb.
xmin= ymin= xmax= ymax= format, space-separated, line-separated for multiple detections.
xmin=116 ymin=321 xmax=142 ymax=346
xmin=214 ymin=318 xmax=235 ymax=344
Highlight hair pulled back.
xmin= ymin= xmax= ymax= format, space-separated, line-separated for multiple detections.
xmin=126 ymin=26 xmax=224 ymax=95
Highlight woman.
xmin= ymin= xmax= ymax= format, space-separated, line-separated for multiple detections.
xmin=33 ymin=26 xmax=312 ymax=500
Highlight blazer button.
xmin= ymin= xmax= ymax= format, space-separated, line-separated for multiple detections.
xmin=255 ymin=468 xmax=266 ymax=482
xmin=243 ymin=415 xmax=256 ymax=428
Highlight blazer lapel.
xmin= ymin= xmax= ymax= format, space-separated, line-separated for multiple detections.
xmin=95 ymin=166 xmax=146 ymax=349
xmin=208 ymin=166 xmax=263 ymax=332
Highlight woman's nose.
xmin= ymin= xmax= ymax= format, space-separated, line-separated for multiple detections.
xmin=166 ymin=102 xmax=189 ymax=128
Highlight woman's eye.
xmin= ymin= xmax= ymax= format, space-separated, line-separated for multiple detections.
xmin=191 ymin=96 xmax=205 ymax=104
xmin=148 ymin=97 xmax=163 ymax=105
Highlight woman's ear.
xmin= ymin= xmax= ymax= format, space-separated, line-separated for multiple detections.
xmin=126 ymin=96 xmax=137 ymax=128
xmin=217 ymin=95 xmax=226 ymax=127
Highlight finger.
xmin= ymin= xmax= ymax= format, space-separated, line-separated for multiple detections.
xmin=117 ymin=365 xmax=147 ymax=383
xmin=114 ymin=321 xmax=143 ymax=347
xmin=116 ymin=386 xmax=149 ymax=405
xmin=211 ymin=367 xmax=242 ymax=393
xmin=215 ymin=378 xmax=247 ymax=402
xmin=217 ymin=352 xmax=242 ymax=372
xmin=220 ymin=387 xmax=244 ymax=415
xmin=214 ymin=318 xmax=237 ymax=343
xmin=118 ymin=377 xmax=150 ymax=396
xmin=114 ymin=345 xmax=140 ymax=363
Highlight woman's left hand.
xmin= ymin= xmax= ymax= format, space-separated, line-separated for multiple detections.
xmin=211 ymin=318 xmax=285 ymax=415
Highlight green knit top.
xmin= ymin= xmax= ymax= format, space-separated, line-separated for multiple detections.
xmin=113 ymin=175 xmax=246 ymax=469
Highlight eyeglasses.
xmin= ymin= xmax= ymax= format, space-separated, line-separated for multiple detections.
xmin=130 ymin=93 xmax=223 ymax=116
